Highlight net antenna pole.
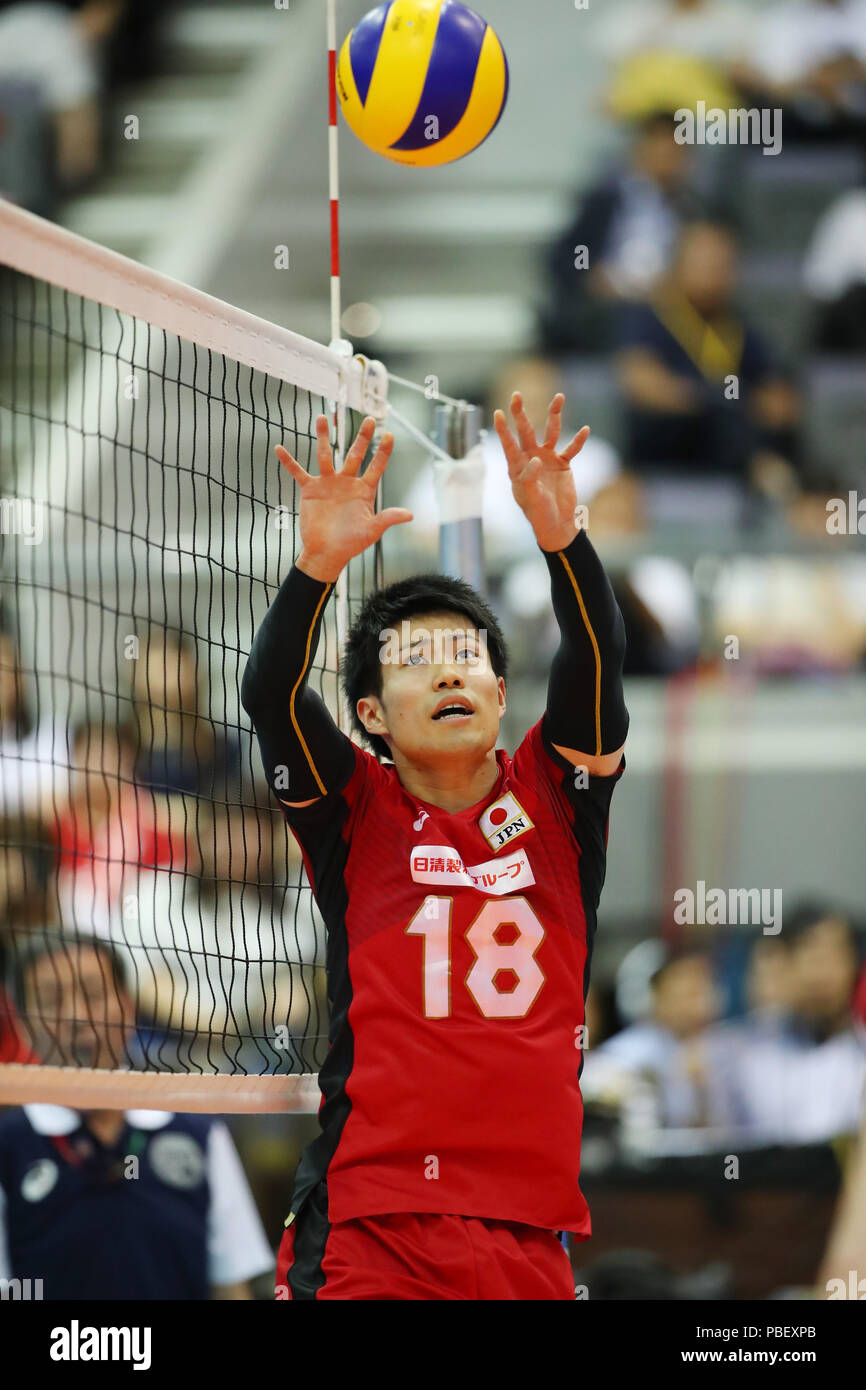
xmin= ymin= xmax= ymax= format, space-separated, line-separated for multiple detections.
xmin=434 ymin=402 xmax=486 ymax=596
xmin=326 ymin=0 xmax=353 ymax=733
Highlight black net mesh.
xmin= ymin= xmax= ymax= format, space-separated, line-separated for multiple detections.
xmin=0 ymin=264 xmax=381 ymax=1084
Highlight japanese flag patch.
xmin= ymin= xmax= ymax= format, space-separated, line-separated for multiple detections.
xmin=478 ymin=791 xmax=534 ymax=852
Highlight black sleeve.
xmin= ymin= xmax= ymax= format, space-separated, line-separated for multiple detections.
xmin=541 ymin=529 xmax=629 ymax=757
xmin=240 ymin=565 xmax=355 ymax=804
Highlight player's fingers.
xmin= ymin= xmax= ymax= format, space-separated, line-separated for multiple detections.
xmin=372 ymin=507 xmax=413 ymax=539
xmin=493 ymin=408 xmax=522 ymax=470
xmin=315 ymin=414 xmax=335 ymax=474
xmin=362 ymin=431 xmax=395 ymax=488
xmin=492 ymin=408 xmax=525 ymax=480
xmin=509 ymin=391 xmax=538 ymax=455
xmin=543 ymin=393 xmax=566 ymax=450
xmin=275 ymin=444 xmax=309 ymax=485
xmin=342 ymin=416 xmax=377 ymax=476
xmin=515 ymin=457 xmax=543 ymax=496
xmin=560 ymin=425 xmax=591 ymax=463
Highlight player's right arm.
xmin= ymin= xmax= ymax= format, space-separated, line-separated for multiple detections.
xmin=241 ymin=415 xmax=411 ymax=808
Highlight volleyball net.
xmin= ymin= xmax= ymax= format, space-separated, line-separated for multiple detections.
xmin=0 ymin=197 xmax=406 ymax=1113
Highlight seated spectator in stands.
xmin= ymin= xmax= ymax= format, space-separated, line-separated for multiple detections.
xmin=130 ymin=800 xmax=324 ymax=1076
xmin=615 ymin=220 xmax=802 ymax=500
xmin=585 ymin=947 xmax=723 ymax=1128
xmin=601 ymin=8 xmax=751 ymax=140
xmin=0 ymin=621 xmax=68 ymax=820
xmin=710 ymin=547 xmax=866 ymax=673
xmin=54 ymin=718 xmax=190 ymax=939
xmin=401 ymin=357 xmax=700 ymax=679
xmin=130 ymin=628 xmax=242 ymax=802
xmin=0 ymin=814 xmax=58 ymax=1062
xmin=0 ymin=1 xmax=103 ymax=196
xmin=599 ymin=0 xmax=756 ymax=90
xmin=750 ymin=0 xmax=866 ymax=144
xmin=0 ymin=929 xmax=274 ymax=1298
xmin=705 ymin=906 xmax=866 ymax=1143
xmin=791 ymin=907 xmax=863 ymax=1044
xmin=0 ymin=814 xmax=57 ymax=930
xmin=600 ymin=0 xmax=751 ymax=65
xmin=803 ymin=187 xmax=866 ymax=353
xmin=690 ymin=934 xmax=799 ymax=1125
xmin=537 ymin=114 xmax=707 ymax=354
xmin=76 ymin=0 xmax=169 ymax=92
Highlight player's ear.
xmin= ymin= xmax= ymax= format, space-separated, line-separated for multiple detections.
xmin=356 ymin=694 xmax=388 ymax=738
xmin=497 ymin=676 xmax=507 ymax=716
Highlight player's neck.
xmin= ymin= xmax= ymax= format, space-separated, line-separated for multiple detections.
xmin=394 ymin=748 xmax=500 ymax=814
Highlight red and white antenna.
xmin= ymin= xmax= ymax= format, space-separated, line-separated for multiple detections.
xmin=327 ymin=0 xmax=342 ymax=349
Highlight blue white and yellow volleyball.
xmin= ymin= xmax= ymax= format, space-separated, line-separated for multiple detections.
xmin=337 ymin=1 xmax=509 ymax=168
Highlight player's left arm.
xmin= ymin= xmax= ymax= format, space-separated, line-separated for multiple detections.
xmin=494 ymin=389 xmax=628 ymax=774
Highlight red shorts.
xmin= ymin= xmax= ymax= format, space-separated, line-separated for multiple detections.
xmin=275 ymin=1188 xmax=575 ymax=1301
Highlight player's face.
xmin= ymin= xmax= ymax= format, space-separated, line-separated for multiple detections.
xmin=360 ymin=609 xmax=506 ymax=765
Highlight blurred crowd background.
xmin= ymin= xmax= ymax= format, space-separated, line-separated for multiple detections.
xmin=1 ymin=0 xmax=866 ymax=1299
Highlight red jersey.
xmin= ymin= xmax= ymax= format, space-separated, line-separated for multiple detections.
xmin=284 ymin=715 xmax=624 ymax=1236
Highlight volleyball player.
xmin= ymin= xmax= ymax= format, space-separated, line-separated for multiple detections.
xmin=241 ymin=390 xmax=628 ymax=1300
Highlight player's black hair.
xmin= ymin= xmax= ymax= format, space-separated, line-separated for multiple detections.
xmin=7 ymin=927 xmax=129 ymax=1010
xmin=342 ymin=572 xmax=509 ymax=762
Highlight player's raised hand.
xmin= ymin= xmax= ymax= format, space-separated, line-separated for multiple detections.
xmin=276 ymin=415 xmax=412 ymax=583
xmin=493 ymin=391 xmax=590 ymax=552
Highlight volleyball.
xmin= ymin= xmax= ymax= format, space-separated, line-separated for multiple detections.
xmin=336 ymin=0 xmax=509 ymax=168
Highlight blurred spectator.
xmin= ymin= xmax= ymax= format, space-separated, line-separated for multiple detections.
xmin=0 ymin=2 xmax=103 ymax=196
xmin=54 ymin=718 xmax=190 ymax=939
xmin=538 ymin=114 xmax=706 ymax=353
xmin=615 ymin=220 xmax=801 ymax=499
xmin=751 ymin=0 xmax=866 ymax=144
xmin=789 ymin=908 xmax=863 ymax=1043
xmin=584 ymin=947 xmax=723 ymax=1127
xmin=710 ymin=550 xmax=866 ymax=672
xmin=691 ymin=935 xmax=800 ymax=1126
xmin=705 ymin=907 xmax=866 ymax=1143
xmin=129 ymin=628 xmax=243 ymax=802
xmin=0 ymin=813 xmax=56 ymax=1062
xmin=803 ymin=187 xmax=866 ymax=353
xmin=0 ymin=929 xmax=274 ymax=1299
xmin=0 ymin=812 xmax=57 ymax=933
xmin=126 ymin=800 xmax=325 ymax=1075
xmin=600 ymin=0 xmax=755 ymax=89
xmin=0 ymin=2 xmax=170 ymax=211
xmin=601 ymin=0 xmax=748 ymax=127
xmin=402 ymin=357 xmax=701 ymax=678
xmin=0 ymin=622 xmax=69 ymax=820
